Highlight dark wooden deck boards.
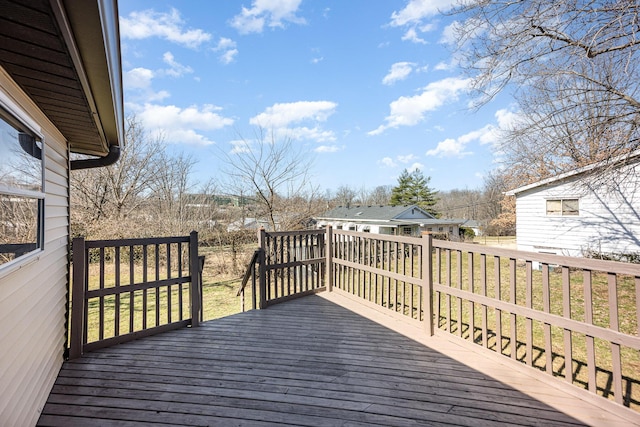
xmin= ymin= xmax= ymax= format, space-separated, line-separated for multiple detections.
xmin=38 ymin=294 xmax=638 ymax=426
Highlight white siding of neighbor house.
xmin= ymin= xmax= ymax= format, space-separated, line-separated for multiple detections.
xmin=515 ymin=163 xmax=640 ymax=257
xmin=0 ymin=70 xmax=69 ymax=426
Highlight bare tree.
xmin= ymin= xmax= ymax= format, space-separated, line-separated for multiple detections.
xmin=449 ymin=1 xmax=640 ymax=179
xmin=70 ymin=116 xmax=208 ymax=239
xmin=219 ymin=127 xmax=315 ymax=231
xmin=71 ymin=116 xmax=165 ymax=237
xmin=333 ymin=185 xmax=357 ymax=207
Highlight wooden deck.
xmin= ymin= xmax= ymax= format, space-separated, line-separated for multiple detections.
xmin=38 ymin=293 xmax=639 ymax=427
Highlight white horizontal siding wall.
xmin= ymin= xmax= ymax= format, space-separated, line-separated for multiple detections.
xmin=515 ymin=165 xmax=640 ymax=257
xmin=0 ymin=70 xmax=69 ymax=426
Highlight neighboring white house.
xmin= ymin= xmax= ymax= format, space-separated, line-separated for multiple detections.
xmin=0 ymin=1 xmax=123 ymax=425
xmin=316 ymin=205 xmax=463 ymax=239
xmin=506 ymin=151 xmax=640 ymax=259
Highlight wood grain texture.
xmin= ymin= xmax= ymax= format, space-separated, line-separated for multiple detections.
xmin=38 ymin=294 xmax=638 ymax=427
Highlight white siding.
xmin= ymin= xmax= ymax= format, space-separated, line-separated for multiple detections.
xmin=0 ymin=71 xmax=69 ymax=426
xmin=515 ymin=164 xmax=640 ymax=257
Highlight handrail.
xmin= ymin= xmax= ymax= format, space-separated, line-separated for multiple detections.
xmin=237 ymin=249 xmax=261 ymax=311
xmin=236 ymin=249 xmax=262 ymax=297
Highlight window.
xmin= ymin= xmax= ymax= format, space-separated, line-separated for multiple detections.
xmin=0 ymin=108 xmax=44 ymax=266
xmin=402 ymin=227 xmax=412 ymax=236
xmin=546 ymin=199 xmax=579 ymax=216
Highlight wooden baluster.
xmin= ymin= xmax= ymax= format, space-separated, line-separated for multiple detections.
xmin=607 ymin=272 xmax=622 ymax=404
xmin=542 ymin=264 xmax=552 ymax=374
xmin=583 ymin=270 xmax=596 ymax=394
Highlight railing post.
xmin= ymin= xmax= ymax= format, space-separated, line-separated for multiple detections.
xmin=198 ymin=255 xmax=205 ymax=323
xmin=258 ymin=228 xmax=267 ymax=309
xmin=189 ymin=231 xmax=201 ymax=327
xmin=422 ymin=233 xmax=434 ymax=336
xmin=325 ymin=225 xmax=333 ymax=292
xmin=69 ymin=237 xmax=86 ymax=359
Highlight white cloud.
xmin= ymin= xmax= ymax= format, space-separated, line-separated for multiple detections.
xmin=131 ymin=103 xmax=234 ymax=145
xmin=379 ymin=154 xmax=420 ymax=168
xmin=315 ymin=145 xmax=341 ymax=153
xmin=389 ymin=1 xmax=456 ymax=45
xmin=379 ymin=157 xmax=397 ymax=167
xmin=230 ymin=0 xmax=306 ymax=34
xmin=408 ymin=162 xmax=425 ymax=172
xmin=425 ymin=108 xmax=518 ymax=157
xmin=216 ymin=37 xmax=237 ymax=50
xmin=221 ymin=49 xmax=239 ymax=64
xmin=230 ymin=139 xmax=252 ymax=154
xmin=124 ymin=67 xmax=154 ymax=89
xmin=162 ymin=52 xmax=193 ymax=77
xmin=434 ymin=60 xmax=454 ymax=71
xmin=249 ymin=101 xmax=338 ymax=143
xmin=389 ymin=0 xmax=456 ymax=27
xmin=251 ymin=101 xmax=337 ymax=127
xmin=213 ymin=38 xmax=239 ymax=64
xmin=369 ymin=77 xmax=471 ymax=135
xmin=124 ymin=68 xmax=170 ymax=102
xmin=397 ymin=154 xmax=418 ymax=164
xmin=401 ymin=28 xmax=427 ymax=44
xmin=283 ymin=126 xmax=336 ymax=143
xmin=120 ymin=8 xmax=211 ymax=48
xmin=426 ymin=138 xmax=473 ymax=158
xmin=382 ymin=62 xmax=415 ymax=85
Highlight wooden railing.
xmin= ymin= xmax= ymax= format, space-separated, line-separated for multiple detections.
xmin=237 ymin=229 xmax=326 ymax=310
xmin=329 ymin=228 xmax=433 ymax=333
xmin=236 ymin=249 xmax=261 ymax=311
xmin=431 ymin=240 xmax=640 ymax=409
xmin=69 ymin=232 xmax=201 ymax=359
xmin=244 ymin=226 xmax=640 ymax=410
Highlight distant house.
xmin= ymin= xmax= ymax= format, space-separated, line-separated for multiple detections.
xmin=460 ymin=219 xmax=482 ymax=236
xmin=506 ymin=151 xmax=640 ymax=259
xmin=316 ymin=205 xmax=463 ymax=239
xmin=0 ymin=2 xmax=123 ymax=425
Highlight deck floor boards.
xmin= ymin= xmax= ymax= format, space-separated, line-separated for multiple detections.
xmin=38 ymin=294 xmax=638 ymax=426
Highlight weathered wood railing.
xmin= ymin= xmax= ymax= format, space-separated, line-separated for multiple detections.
xmin=69 ymin=232 xmax=201 ymax=359
xmin=244 ymin=226 xmax=640 ymax=410
xmin=330 ymin=228 xmax=433 ymax=333
xmin=431 ymin=240 xmax=640 ymax=409
xmin=237 ymin=229 xmax=326 ymax=310
xmin=236 ymin=249 xmax=261 ymax=311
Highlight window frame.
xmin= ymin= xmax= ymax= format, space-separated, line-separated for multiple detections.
xmin=545 ymin=198 xmax=579 ymax=217
xmin=0 ymin=98 xmax=45 ymax=272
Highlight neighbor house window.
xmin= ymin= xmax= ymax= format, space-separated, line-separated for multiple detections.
xmin=402 ymin=227 xmax=412 ymax=236
xmin=0 ymin=109 xmax=44 ymax=266
xmin=546 ymin=199 xmax=579 ymax=216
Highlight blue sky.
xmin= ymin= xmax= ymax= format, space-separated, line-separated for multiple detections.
xmin=119 ymin=0 xmax=517 ymax=194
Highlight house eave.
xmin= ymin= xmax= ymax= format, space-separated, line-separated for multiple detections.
xmin=505 ymin=149 xmax=640 ymax=196
xmin=0 ymin=0 xmax=124 ymax=156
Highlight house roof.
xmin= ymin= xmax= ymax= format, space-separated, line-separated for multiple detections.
xmin=506 ymin=149 xmax=640 ymax=196
xmin=317 ymin=205 xmax=463 ymax=227
xmin=318 ymin=205 xmax=433 ymax=221
xmin=0 ymin=0 xmax=124 ymax=156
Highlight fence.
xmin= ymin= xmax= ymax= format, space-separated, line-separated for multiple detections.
xmin=243 ymin=226 xmax=640 ymax=410
xmin=69 ymin=232 xmax=201 ymax=359
xmin=237 ymin=229 xmax=325 ymax=310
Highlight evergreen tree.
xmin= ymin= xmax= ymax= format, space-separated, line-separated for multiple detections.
xmin=390 ymin=169 xmax=439 ymax=216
